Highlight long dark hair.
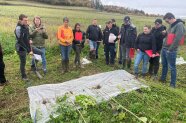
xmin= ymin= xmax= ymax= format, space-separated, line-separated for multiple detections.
xmin=74 ymin=23 xmax=81 ymax=31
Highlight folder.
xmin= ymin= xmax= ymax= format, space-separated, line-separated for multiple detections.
xmin=167 ymin=33 xmax=184 ymax=45
xmin=129 ymin=48 xmax=135 ymax=58
xmin=145 ymin=50 xmax=160 ymax=57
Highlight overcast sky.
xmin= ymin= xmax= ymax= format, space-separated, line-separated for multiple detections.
xmin=101 ymin=0 xmax=186 ymax=18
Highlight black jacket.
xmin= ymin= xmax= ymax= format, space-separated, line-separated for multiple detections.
xmin=151 ymin=25 xmax=166 ymax=52
xmin=103 ymin=27 xmax=118 ymax=45
xmin=15 ymin=23 xmax=31 ymax=53
xmin=0 ymin=44 xmax=3 ymax=62
xmin=86 ymin=25 xmax=102 ymax=41
xmin=120 ymin=24 xmax=137 ymax=48
xmin=135 ymin=33 xmax=156 ymax=54
xmin=112 ymin=24 xmax=120 ymax=35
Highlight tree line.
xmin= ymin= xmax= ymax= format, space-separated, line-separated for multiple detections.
xmin=27 ymin=0 xmax=160 ymax=17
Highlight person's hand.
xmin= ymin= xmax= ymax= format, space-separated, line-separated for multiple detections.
xmin=118 ymin=35 xmax=121 ymax=39
xmin=152 ymin=54 xmax=156 ymax=58
xmin=29 ymin=51 xmax=33 ymax=55
xmin=86 ymin=39 xmax=89 ymax=43
xmin=29 ymin=40 xmax=33 ymax=44
xmin=35 ymin=28 xmax=40 ymax=32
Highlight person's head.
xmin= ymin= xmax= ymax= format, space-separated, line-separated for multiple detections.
xmin=63 ymin=17 xmax=69 ymax=27
xmin=143 ymin=25 xmax=151 ymax=34
xmin=154 ymin=19 xmax=162 ymax=29
xmin=92 ymin=19 xmax=97 ymax=26
xmin=163 ymin=12 xmax=176 ymax=24
xmin=33 ymin=16 xmax=41 ymax=27
xmin=107 ymin=21 xmax=113 ymax=29
xmin=124 ymin=16 xmax=131 ymax=25
xmin=74 ymin=23 xmax=81 ymax=31
xmin=111 ymin=19 xmax=116 ymax=25
xmin=19 ymin=14 xmax=28 ymax=26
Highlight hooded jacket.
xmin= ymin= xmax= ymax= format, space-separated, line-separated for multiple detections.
xmin=163 ymin=19 xmax=185 ymax=51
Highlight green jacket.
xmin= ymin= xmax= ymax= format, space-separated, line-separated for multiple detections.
xmin=163 ymin=19 xmax=185 ymax=51
xmin=29 ymin=25 xmax=48 ymax=47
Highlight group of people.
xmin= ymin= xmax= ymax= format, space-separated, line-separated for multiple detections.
xmin=0 ymin=12 xmax=185 ymax=88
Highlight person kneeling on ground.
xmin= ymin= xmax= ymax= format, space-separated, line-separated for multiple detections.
xmin=57 ymin=17 xmax=73 ymax=73
xmin=0 ymin=44 xmax=8 ymax=86
xmin=134 ymin=25 xmax=156 ymax=79
xmin=103 ymin=21 xmax=118 ymax=65
xmin=72 ymin=23 xmax=86 ymax=68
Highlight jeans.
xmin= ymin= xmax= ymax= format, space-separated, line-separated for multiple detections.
xmin=161 ymin=48 xmax=177 ymax=87
xmin=134 ymin=50 xmax=150 ymax=74
xmin=31 ymin=47 xmax=47 ymax=70
xmin=89 ymin=40 xmax=97 ymax=50
xmin=96 ymin=42 xmax=100 ymax=58
xmin=104 ymin=44 xmax=115 ymax=64
xmin=18 ymin=51 xmax=27 ymax=78
xmin=60 ymin=45 xmax=72 ymax=61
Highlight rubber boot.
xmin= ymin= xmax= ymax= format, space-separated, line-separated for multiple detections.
xmin=65 ymin=60 xmax=69 ymax=72
xmin=61 ymin=60 xmax=66 ymax=73
xmin=127 ymin=59 xmax=132 ymax=69
xmin=122 ymin=59 xmax=126 ymax=69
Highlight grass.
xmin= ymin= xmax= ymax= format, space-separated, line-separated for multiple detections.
xmin=0 ymin=0 xmax=186 ymax=123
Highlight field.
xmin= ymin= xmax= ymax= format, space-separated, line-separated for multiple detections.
xmin=0 ymin=0 xmax=186 ymax=123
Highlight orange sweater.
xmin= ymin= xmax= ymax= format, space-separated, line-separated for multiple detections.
xmin=57 ymin=25 xmax=74 ymax=46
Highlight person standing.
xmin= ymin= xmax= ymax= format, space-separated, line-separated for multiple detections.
xmin=72 ymin=23 xmax=86 ymax=68
xmin=86 ymin=19 xmax=102 ymax=59
xmin=111 ymin=19 xmax=120 ymax=62
xmin=29 ymin=16 xmax=48 ymax=75
xmin=15 ymin=14 xmax=34 ymax=81
xmin=160 ymin=13 xmax=185 ymax=88
xmin=103 ymin=21 xmax=118 ymax=65
xmin=120 ymin=16 xmax=137 ymax=69
xmin=134 ymin=25 xmax=156 ymax=78
xmin=57 ymin=17 xmax=73 ymax=73
xmin=148 ymin=19 xmax=166 ymax=80
xmin=0 ymin=44 xmax=8 ymax=86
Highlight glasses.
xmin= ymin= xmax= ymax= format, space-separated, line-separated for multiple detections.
xmin=76 ymin=27 xmax=80 ymax=29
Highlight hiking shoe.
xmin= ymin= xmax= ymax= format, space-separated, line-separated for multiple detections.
xmin=43 ymin=69 xmax=47 ymax=75
xmin=153 ymin=75 xmax=158 ymax=81
xmin=22 ymin=77 xmax=29 ymax=81
xmin=134 ymin=74 xmax=138 ymax=79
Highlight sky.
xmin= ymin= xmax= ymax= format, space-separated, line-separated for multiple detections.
xmin=101 ymin=0 xmax=186 ymax=18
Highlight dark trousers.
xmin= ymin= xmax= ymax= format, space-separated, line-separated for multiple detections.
xmin=0 ymin=59 xmax=6 ymax=83
xmin=18 ymin=51 xmax=27 ymax=78
xmin=149 ymin=56 xmax=160 ymax=75
xmin=104 ymin=44 xmax=115 ymax=64
xmin=73 ymin=44 xmax=82 ymax=65
xmin=18 ymin=47 xmax=43 ymax=78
